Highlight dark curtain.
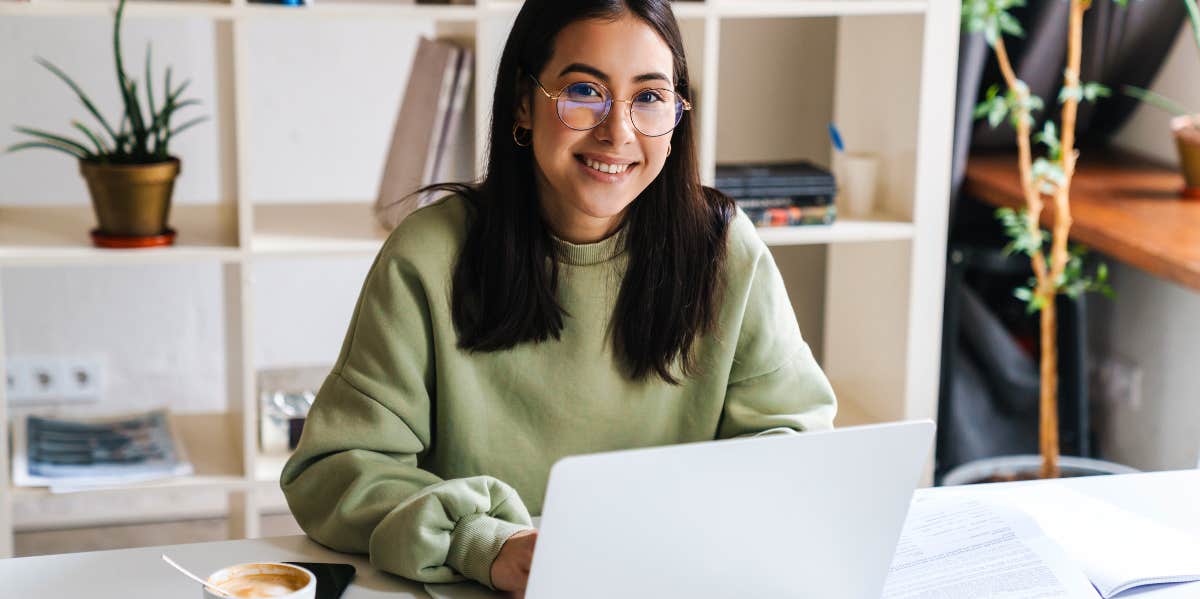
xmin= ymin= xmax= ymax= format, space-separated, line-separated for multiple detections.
xmin=938 ymin=0 xmax=1186 ymax=479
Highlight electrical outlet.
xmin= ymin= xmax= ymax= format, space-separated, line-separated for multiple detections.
xmin=1092 ymin=356 xmax=1143 ymax=413
xmin=6 ymin=354 xmax=103 ymax=405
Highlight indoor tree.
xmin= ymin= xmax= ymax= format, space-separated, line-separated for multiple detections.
xmin=962 ymin=0 xmax=1116 ymax=479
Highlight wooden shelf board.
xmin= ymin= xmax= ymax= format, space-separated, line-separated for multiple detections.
xmin=252 ymin=201 xmax=390 ymax=257
xmin=0 ymin=203 xmax=240 ymax=266
xmin=0 ymin=0 xmax=235 ymax=18
xmin=716 ymin=0 xmax=927 ymax=18
xmin=10 ymin=412 xmax=247 ymax=501
xmin=256 ymin=451 xmax=289 ymax=485
xmin=965 ymin=150 xmax=1200 ymax=292
xmin=0 ymin=0 xmax=928 ymax=19
xmin=755 ymin=214 xmax=913 ymax=246
xmin=240 ymin=1 xmax=478 ymax=20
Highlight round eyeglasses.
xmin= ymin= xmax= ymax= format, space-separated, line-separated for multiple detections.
xmin=528 ymin=73 xmax=691 ymax=138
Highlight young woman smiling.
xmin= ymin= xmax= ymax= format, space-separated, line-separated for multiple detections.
xmin=281 ymin=1 xmax=837 ymax=596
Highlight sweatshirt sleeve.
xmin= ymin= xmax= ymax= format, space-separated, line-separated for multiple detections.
xmin=717 ymin=238 xmax=838 ymax=439
xmin=279 ymin=231 xmax=533 ymax=589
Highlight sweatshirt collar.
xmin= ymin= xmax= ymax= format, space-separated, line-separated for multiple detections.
xmin=549 ymin=225 xmax=628 ymax=266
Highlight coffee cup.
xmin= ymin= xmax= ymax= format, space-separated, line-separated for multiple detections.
xmin=203 ymin=562 xmax=315 ymax=599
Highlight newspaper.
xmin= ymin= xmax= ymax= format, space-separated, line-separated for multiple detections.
xmin=11 ymin=408 xmax=193 ymax=493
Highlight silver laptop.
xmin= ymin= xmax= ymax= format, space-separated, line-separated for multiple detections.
xmin=426 ymin=420 xmax=934 ymax=599
xmin=523 ymin=420 xmax=935 ymax=599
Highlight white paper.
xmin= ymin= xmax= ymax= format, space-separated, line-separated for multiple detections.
xmin=883 ymin=494 xmax=1101 ymax=598
xmin=957 ymin=485 xmax=1200 ymax=598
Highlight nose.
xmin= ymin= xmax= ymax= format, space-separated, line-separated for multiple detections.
xmin=593 ymin=101 xmax=637 ymax=147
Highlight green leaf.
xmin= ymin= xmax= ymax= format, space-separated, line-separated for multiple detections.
xmin=1027 ymin=292 xmax=1047 ymax=314
xmin=33 ymin=56 xmax=119 ymax=143
xmin=1123 ymin=85 xmax=1194 ymax=117
xmin=1034 ymin=120 xmax=1061 ymax=160
xmin=12 ymin=126 xmax=93 ymax=157
xmin=5 ymin=140 xmax=88 ymax=159
xmin=995 ymin=207 xmax=1045 ymax=257
xmin=72 ymin=120 xmax=109 ymax=156
xmin=988 ymin=99 xmax=1009 ymax=128
xmin=166 ymin=115 xmax=209 ymax=138
xmin=1083 ymin=82 xmax=1111 ymax=102
xmin=1059 ymin=85 xmax=1083 ymax=104
xmin=1032 ymin=157 xmax=1065 ymax=194
xmin=998 ymin=11 xmax=1024 ymax=37
xmin=145 ymin=43 xmax=160 ymax=151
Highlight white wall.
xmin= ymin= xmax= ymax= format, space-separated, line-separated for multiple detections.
xmin=1097 ymin=22 xmax=1200 ymax=470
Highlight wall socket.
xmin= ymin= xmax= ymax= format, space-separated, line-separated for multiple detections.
xmin=5 ymin=354 xmax=105 ymax=405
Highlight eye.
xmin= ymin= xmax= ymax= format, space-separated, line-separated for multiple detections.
xmin=635 ymin=90 xmax=667 ymax=103
xmin=564 ymin=82 xmax=605 ymax=101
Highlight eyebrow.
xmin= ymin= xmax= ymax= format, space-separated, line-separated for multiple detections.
xmin=557 ymin=62 xmax=671 ymax=85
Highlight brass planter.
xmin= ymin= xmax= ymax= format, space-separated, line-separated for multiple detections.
xmin=79 ymin=156 xmax=181 ymax=238
xmin=1170 ymin=115 xmax=1200 ymax=198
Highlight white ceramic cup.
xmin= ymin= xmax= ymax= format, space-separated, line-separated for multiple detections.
xmin=203 ymin=562 xmax=316 ymax=599
xmin=836 ymin=152 xmax=879 ymax=218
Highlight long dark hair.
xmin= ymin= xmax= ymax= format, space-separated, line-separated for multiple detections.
xmin=419 ymin=0 xmax=734 ymax=384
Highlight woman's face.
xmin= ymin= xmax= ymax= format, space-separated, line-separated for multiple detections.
xmin=516 ymin=13 xmax=677 ymax=244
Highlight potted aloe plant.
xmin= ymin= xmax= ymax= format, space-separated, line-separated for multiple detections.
xmin=6 ymin=0 xmax=208 ymax=248
xmin=947 ymin=0 xmax=1132 ymax=484
xmin=1123 ymin=0 xmax=1200 ymax=196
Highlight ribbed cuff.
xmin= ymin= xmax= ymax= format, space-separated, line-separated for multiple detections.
xmin=445 ymin=513 xmax=532 ymax=589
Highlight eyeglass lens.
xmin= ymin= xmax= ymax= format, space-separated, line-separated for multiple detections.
xmin=557 ymin=82 xmax=683 ymax=136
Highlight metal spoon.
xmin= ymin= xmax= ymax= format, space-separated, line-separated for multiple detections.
xmin=162 ymin=553 xmax=234 ymax=598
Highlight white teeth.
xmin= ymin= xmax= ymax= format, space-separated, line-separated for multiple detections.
xmin=584 ymin=157 xmax=630 ymax=174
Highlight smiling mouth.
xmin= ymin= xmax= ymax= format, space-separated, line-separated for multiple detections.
xmin=576 ymin=154 xmax=639 ymax=175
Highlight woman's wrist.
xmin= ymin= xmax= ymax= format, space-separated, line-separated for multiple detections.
xmin=446 ymin=513 xmax=534 ymax=589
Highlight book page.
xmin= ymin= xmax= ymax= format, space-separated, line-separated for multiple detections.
xmin=883 ymin=494 xmax=1101 ymax=598
xmin=965 ymin=485 xmax=1200 ymax=598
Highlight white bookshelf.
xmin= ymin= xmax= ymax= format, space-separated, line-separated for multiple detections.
xmin=0 ymin=0 xmax=959 ymax=556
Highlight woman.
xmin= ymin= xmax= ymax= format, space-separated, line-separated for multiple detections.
xmin=281 ymin=0 xmax=837 ymax=596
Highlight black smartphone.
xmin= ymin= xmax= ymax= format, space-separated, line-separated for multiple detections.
xmin=284 ymin=561 xmax=356 ymax=599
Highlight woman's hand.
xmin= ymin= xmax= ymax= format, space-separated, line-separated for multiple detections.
xmin=491 ymin=528 xmax=538 ymax=598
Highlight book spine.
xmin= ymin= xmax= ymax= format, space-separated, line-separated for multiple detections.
xmin=743 ymin=204 xmax=836 ymax=227
xmin=421 ymin=44 xmax=463 ymax=206
xmin=734 ymin=194 xmax=833 ymax=209
xmin=719 ymin=184 xmax=837 ymax=198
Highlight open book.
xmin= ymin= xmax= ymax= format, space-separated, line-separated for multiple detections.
xmin=885 ymin=486 xmax=1200 ymax=598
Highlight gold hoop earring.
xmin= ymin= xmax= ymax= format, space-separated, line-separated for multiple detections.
xmin=666 ymin=144 xmax=671 ymax=157
xmin=512 ymin=123 xmax=532 ymax=147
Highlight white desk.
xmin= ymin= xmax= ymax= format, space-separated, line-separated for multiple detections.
xmin=4 ymin=469 xmax=1199 ymax=598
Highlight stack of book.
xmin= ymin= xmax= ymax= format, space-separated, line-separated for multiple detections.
xmin=375 ymin=36 xmax=475 ymax=230
xmin=11 ymin=408 xmax=193 ymax=493
xmin=715 ymin=161 xmax=837 ymax=227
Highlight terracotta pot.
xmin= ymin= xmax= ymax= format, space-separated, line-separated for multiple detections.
xmin=940 ymin=455 xmax=1139 ymax=486
xmin=1170 ymin=115 xmax=1200 ymax=198
xmin=79 ymin=156 xmax=181 ymax=237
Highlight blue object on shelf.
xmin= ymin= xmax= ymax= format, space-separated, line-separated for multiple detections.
xmin=828 ymin=122 xmax=845 ymax=153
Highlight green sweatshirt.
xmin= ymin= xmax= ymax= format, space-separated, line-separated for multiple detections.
xmin=280 ymin=194 xmax=837 ymax=589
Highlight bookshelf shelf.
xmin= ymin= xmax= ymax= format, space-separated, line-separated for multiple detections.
xmin=0 ymin=0 xmax=959 ymax=554
xmin=0 ymin=0 xmax=932 ymax=19
xmin=252 ymin=202 xmax=389 ymax=257
xmin=0 ymin=0 xmax=236 ymax=19
xmin=9 ymin=412 xmax=246 ymax=501
xmin=754 ymin=215 xmax=914 ymax=246
xmin=713 ymin=0 xmax=927 ymax=18
xmin=240 ymin=2 xmax=480 ymax=21
xmin=0 ymin=204 xmax=240 ymax=266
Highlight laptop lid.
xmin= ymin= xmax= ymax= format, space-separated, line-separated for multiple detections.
xmin=525 ymin=420 xmax=935 ymax=599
